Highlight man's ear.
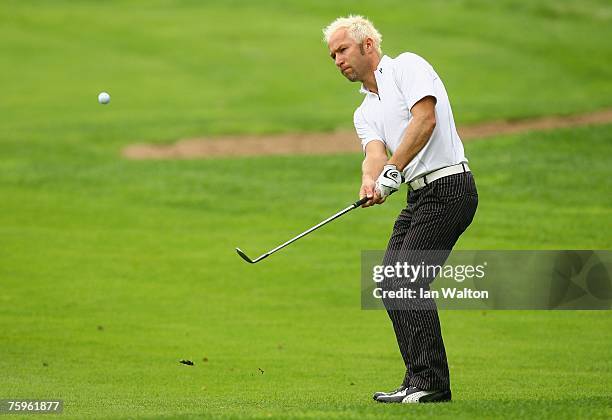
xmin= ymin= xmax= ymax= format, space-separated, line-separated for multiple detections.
xmin=364 ymin=37 xmax=374 ymax=53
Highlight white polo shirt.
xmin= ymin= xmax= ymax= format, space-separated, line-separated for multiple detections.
xmin=353 ymin=53 xmax=467 ymax=182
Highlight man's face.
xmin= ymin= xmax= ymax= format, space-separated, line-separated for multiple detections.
xmin=328 ymin=29 xmax=367 ymax=82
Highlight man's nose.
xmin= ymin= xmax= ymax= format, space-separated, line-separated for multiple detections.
xmin=335 ymin=55 xmax=343 ymax=67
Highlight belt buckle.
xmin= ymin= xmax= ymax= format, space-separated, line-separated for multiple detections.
xmin=413 ymin=177 xmax=425 ymax=190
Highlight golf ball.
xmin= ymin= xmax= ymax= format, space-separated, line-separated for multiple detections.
xmin=98 ymin=92 xmax=110 ymax=105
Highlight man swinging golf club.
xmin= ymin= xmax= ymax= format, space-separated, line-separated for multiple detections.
xmin=323 ymin=15 xmax=478 ymax=403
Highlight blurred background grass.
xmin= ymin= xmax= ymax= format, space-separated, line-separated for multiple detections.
xmin=1 ymin=1 xmax=611 ymax=418
xmin=1 ymin=0 xmax=612 ymax=148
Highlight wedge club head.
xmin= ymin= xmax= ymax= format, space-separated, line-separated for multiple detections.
xmin=235 ymin=247 xmax=269 ymax=264
xmin=235 ymin=247 xmax=254 ymax=263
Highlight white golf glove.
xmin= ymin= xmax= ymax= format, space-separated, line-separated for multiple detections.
xmin=375 ymin=164 xmax=403 ymax=198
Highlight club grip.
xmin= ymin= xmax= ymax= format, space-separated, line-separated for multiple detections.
xmin=353 ymin=196 xmax=371 ymax=207
xmin=353 ymin=188 xmax=400 ymax=208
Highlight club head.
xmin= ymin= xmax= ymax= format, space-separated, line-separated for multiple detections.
xmin=235 ymin=247 xmax=255 ymax=264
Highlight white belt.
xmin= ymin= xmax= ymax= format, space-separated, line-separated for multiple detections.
xmin=408 ymin=163 xmax=470 ymax=191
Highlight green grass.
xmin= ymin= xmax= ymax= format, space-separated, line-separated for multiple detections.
xmin=1 ymin=124 xmax=611 ymax=418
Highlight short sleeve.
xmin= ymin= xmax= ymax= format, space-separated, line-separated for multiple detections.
xmin=395 ymin=53 xmax=438 ymax=111
xmin=353 ymin=108 xmax=383 ymax=151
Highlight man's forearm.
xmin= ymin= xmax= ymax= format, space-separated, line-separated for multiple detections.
xmin=388 ymin=116 xmax=435 ymax=172
xmin=362 ymin=153 xmax=388 ymax=182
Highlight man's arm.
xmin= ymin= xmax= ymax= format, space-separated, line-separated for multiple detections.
xmin=360 ymin=140 xmax=388 ymax=207
xmin=387 ymin=96 xmax=437 ymax=172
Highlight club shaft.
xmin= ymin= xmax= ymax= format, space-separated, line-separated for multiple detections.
xmin=237 ymin=197 xmax=369 ymax=263
xmin=264 ymin=203 xmax=358 ymax=257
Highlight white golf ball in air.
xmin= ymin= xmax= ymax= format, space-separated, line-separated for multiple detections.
xmin=98 ymin=92 xmax=111 ymax=105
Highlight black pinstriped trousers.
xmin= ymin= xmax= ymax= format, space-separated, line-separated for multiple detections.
xmin=381 ymin=171 xmax=478 ymax=391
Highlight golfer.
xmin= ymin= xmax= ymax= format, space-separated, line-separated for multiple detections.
xmin=324 ymin=16 xmax=478 ymax=403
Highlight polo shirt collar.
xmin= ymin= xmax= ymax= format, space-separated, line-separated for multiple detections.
xmin=359 ymin=55 xmax=391 ymax=95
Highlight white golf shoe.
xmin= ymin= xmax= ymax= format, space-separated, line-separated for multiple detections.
xmin=401 ymin=387 xmax=452 ymax=403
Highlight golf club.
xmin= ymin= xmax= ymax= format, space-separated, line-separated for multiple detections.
xmin=236 ymin=196 xmax=371 ymax=264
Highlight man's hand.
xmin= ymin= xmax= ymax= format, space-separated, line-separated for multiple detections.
xmin=375 ymin=164 xmax=403 ymax=199
xmin=360 ymin=178 xmax=385 ymax=207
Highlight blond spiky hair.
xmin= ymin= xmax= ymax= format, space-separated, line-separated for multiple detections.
xmin=322 ymin=15 xmax=383 ymax=55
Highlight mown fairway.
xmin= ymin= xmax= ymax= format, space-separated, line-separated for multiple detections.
xmin=1 ymin=1 xmax=611 ymax=418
